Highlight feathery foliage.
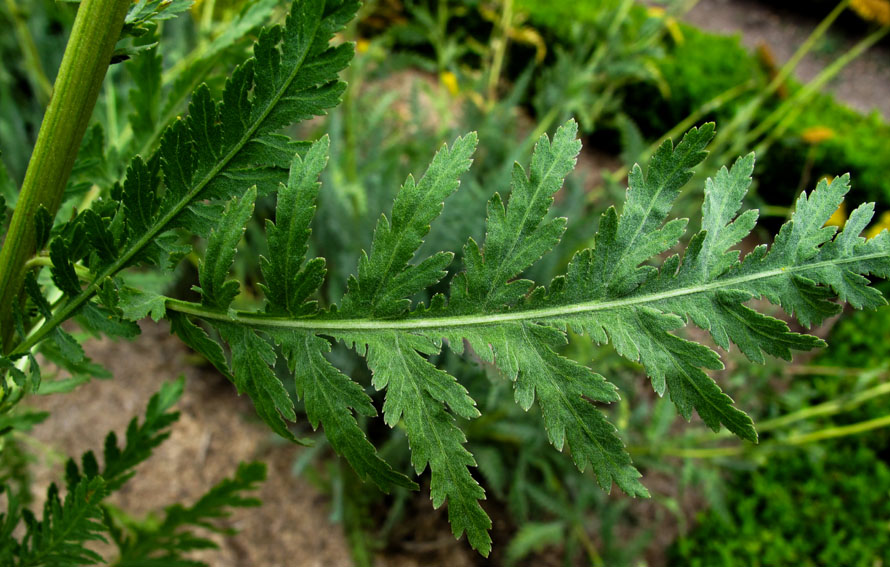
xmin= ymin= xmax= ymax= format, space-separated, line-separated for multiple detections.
xmin=3 ymin=0 xmax=890 ymax=558
xmin=0 ymin=379 xmax=264 ymax=566
xmin=0 ymin=380 xmax=176 ymax=566
xmin=109 ymin=461 xmax=267 ymax=567
xmin=149 ymin=120 xmax=889 ymax=554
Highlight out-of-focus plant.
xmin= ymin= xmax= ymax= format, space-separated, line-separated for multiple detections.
xmin=619 ymin=0 xmax=890 ymax=219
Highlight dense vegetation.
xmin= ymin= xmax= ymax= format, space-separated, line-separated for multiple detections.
xmin=1 ymin=0 xmax=889 ymax=565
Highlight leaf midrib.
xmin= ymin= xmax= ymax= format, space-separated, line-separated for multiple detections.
xmin=165 ymin=251 xmax=889 ymax=332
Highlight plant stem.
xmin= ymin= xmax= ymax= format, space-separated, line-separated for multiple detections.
xmin=762 ymin=0 xmax=850 ymax=99
xmin=0 ymin=0 xmax=130 ymax=352
xmin=139 ymin=251 xmax=890 ymax=335
xmin=749 ymin=23 xmax=890 ymax=149
xmin=759 ymin=380 xmax=890 ymax=431
xmin=486 ymin=0 xmax=513 ymax=105
xmin=4 ymin=0 xmax=53 ymax=106
xmin=785 ymin=413 xmax=890 ymax=444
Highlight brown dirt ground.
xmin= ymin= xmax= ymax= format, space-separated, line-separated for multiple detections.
xmin=686 ymin=0 xmax=890 ymax=119
xmin=23 ymin=322 xmax=354 ymax=567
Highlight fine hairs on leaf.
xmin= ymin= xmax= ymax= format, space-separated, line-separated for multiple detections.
xmin=152 ymin=120 xmax=889 ymax=555
xmin=3 ymin=0 xmax=890 ymax=559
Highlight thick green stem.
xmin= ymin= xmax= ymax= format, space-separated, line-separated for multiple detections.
xmin=0 ymin=0 xmax=129 ymax=352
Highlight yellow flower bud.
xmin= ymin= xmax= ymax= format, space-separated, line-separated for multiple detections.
xmin=851 ymin=0 xmax=890 ymax=25
xmin=824 ymin=201 xmax=847 ymax=228
xmin=867 ymin=211 xmax=890 ymax=239
xmin=440 ymin=71 xmax=460 ymax=97
xmin=801 ymin=126 xmax=835 ymax=145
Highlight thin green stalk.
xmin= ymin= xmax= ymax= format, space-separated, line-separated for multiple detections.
xmin=23 ymin=255 xmax=92 ymax=281
xmin=4 ymin=0 xmax=53 ymax=105
xmin=758 ymin=380 xmax=890 ymax=433
xmin=632 ymin=79 xmax=755 ymax=169
xmin=96 ymin=249 xmax=890 ymax=337
xmin=786 ymin=414 xmax=890 ymax=444
xmin=682 ymin=373 xmax=890 ymax=444
xmin=485 ymin=0 xmax=513 ymax=105
xmin=709 ymin=0 xmax=849 ymax=155
xmin=201 ymin=0 xmax=217 ymax=35
xmin=0 ymin=0 xmax=130 ymax=352
xmin=748 ymin=23 xmax=890 ymax=147
xmin=104 ymin=64 xmax=119 ymax=146
xmin=762 ymin=0 xmax=850 ymax=98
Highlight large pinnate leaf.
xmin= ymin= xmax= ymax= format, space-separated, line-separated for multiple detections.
xmin=150 ymin=120 xmax=890 ymax=553
xmin=12 ymin=2 xmax=890 ymax=555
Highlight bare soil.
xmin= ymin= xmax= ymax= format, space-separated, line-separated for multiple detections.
xmin=686 ymin=0 xmax=890 ymax=119
xmin=24 ymin=323 xmax=354 ymax=567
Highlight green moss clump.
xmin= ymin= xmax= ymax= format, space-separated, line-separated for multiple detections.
xmin=670 ymin=444 xmax=890 ymax=567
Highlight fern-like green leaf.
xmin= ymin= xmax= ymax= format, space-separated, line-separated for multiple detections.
xmin=17 ymin=0 xmax=359 ymax=361
xmin=149 ymin=119 xmax=890 ymax=554
xmin=13 ymin=477 xmax=109 ymax=567
xmin=271 ymin=329 xmax=417 ymax=491
xmin=339 ymin=132 xmax=478 ymax=316
xmin=111 ymin=461 xmax=266 ymax=567
xmin=12 ymin=1 xmax=890 ymax=553
xmin=198 ymin=186 xmax=256 ymax=311
xmin=215 ymin=322 xmax=300 ymax=442
xmin=260 ymin=136 xmax=330 ymax=316
xmin=67 ymin=378 xmax=183 ymax=492
xmin=122 ymin=0 xmax=194 ymax=38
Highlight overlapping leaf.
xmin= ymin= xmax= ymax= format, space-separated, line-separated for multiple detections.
xmin=257 ymin=136 xmax=415 ymax=490
xmin=28 ymin=0 xmax=359 ymax=345
xmin=1 ymin=380 xmax=184 ymax=567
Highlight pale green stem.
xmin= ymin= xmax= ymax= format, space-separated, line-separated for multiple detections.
xmin=119 ymin=251 xmax=890 ymax=337
xmin=707 ymin=0 xmax=850 ymax=157
xmin=762 ymin=0 xmax=850 ymax=99
xmin=486 ymin=0 xmax=513 ymax=105
xmin=748 ymin=24 xmax=890 ymax=148
xmin=0 ymin=0 xmax=130 ymax=352
xmin=626 ymin=79 xmax=755 ymax=174
xmin=201 ymin=0 xmax=217 ymax=35
xmin=682 ymin=373 xmax=890 ymax=444
xmin=636 ymin=411 xmax=890 ymax=459
xmin=758 ymin=380 xmax=890 ymax=433
xmin=785 ymin=414 xmax=890 ymax=445
xmin=8 ymin=15 xmax=323 ymax=360
xmin=24 ymin=255 xmax=92 ymax=280
xmin=104 ymin=64 xmax=119 ymax=146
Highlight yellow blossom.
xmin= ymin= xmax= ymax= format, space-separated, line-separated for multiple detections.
xmin=440 ymin=71 xmax=460 ymax=97
xmin=866 ymin=211 xmax=890 ymax=239
xmin=647 ymin=6 xmax=684 ymax=43
xmin=647 ymin=6 xmax=665 ymax=17
xmin=801 ymin=126 xmax=835 ymax=145
xmin=851 ymin=0 xmax=890 ymax=25
xmin=356 ymin=39 xmax=370 ymax=54
xmin=824 ymin=201 xmax=847 ymax=228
